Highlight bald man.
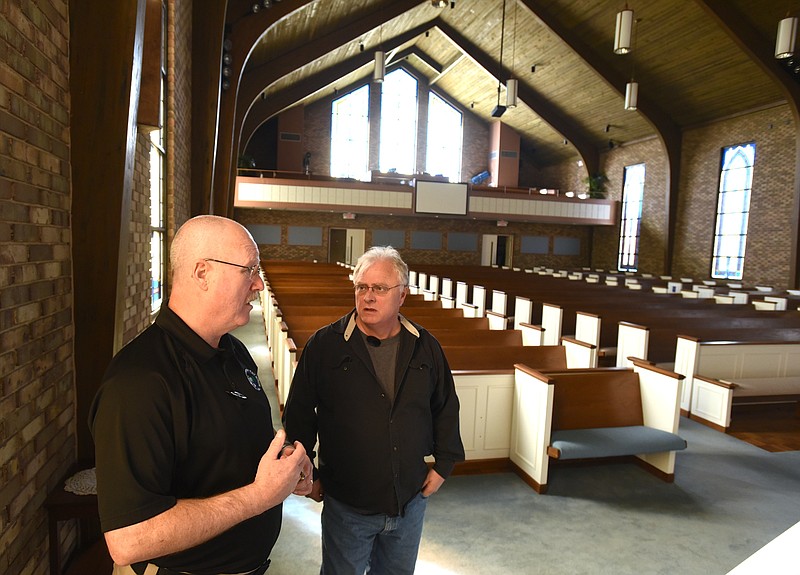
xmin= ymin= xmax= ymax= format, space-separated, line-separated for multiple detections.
xmin=89 ymin=215 xmax=311 ymax=575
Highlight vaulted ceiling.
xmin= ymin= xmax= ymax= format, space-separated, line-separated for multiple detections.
xmin=226 ymin=0 xmax=800 ymax=172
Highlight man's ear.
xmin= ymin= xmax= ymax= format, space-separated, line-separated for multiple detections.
xmin=194 ymin=259 xmax=210 ymax=290
xmin=398 ymin=286 xmax=408 ymax=306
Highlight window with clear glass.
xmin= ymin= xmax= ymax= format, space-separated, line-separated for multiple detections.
xmin=711 ymin=143 xmax=755 ymax=280
xmin=330 ymin=85 xmax=370 ymax=180
xmin=426 ymin=92 xmax=463 ymax=182
xmin=149 ymin=1 xmax=166 ymax=313
xmin=617 ymin=163 xmax=646 ymax=272
xmin=379 ymin=69 xmax=418 ymax=175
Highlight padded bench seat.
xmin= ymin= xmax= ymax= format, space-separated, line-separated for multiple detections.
xmin=549 ymin=425 xmax=687 ymax=460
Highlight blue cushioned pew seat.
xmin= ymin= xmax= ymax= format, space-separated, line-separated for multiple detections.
xmin=510 ymin=358 xmax=687 ymax=494
xmin=549 ymin=425 xmax=687 ymax=460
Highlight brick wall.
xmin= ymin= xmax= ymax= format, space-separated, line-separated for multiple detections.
xmin=0 ymin=0 xmax=194 ymax=572
xmin=0 ymin=1 xmax=74 ymax=573
xmin=593 ymin=137 xmax=668 ymax=273
xmin=532 ymin=105 xmax=796 ymax=286
xmin=168 ymin=0 xmax=194 ymax=248
xmin=674 ymin=105 xmax=795 ymax=287
xmin=125 ymin=133 xmax=157 ymax=343
xmin=235 ymin=207 xmax=591 ymax=270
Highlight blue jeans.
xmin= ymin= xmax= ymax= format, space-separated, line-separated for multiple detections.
xmin=320 ymin=493 xmax=428 ymax=575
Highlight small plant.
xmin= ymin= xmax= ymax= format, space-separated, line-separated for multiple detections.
xmin=238 ymin=153 xmax=256 ymax=168
xmin=584 ymin=173 xmax=608 ymax=199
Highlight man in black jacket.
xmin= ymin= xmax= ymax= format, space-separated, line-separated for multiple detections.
xmin=283 ymin=246 xmax=464 ymax=575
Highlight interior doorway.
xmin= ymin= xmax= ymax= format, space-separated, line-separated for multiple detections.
xmin=481 ymin=234 xmax=513 ymax=267
xmin=328 ymin=228 xmax=365 ymax=265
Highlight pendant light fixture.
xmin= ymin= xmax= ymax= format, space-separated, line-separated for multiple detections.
xmin=775 ymin=16 xmax=798 ymax=59
xmin=506 ymin=0 xmax=518 ymax=108
xmin=624 ymin=81 xmax=638 ymax=110
xmin=624 ymin=16 xmax=640 ymax=110
xmin=492 ymin=0 xmax=508 ymax=117
xmin=373 ymin=50 xmax=385 ymax=83
xmin=614 ymin=6 xmax=634 ymax=55
xmin=374 ymin=23 xmax=385 ymax=83
xmin=506 ymin=79 xmax=518 ymax=108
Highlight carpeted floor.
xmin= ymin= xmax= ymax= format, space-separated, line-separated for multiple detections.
xmin=237 ymin=303 xmax=800 ymax=575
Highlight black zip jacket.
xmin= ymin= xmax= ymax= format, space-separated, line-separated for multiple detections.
xmin=282 ymin=311 xmax=465 ymax=516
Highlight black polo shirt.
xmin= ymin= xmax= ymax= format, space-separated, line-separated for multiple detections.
xmin=89 ymin=304 xmax=280 ymax=573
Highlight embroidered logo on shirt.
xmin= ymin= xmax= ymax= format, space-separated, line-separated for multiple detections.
xmin=244 ymin=368 xmax=262 ymax=391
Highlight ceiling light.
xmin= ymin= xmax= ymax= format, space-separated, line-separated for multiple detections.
xmin=614 ymin=7 xmax=634 ymax=54
xmin=373 ymin=50 xmax=385 ymax=83
xmin=776 ymin=16 xmax=798 ymax=59
xmin=431 ymin=0 xmax=448 ymax=7
xmin=506 ymin=78 xmax=518 ymax=108
xmin=625 ymin=81 xmax=638 ymax=110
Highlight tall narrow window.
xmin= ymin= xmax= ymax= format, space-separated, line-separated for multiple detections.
xmin=617 ymin=163 xmax=645 ymax=271
xmin=426 ymin=92 xmax=463 ymax=182
xmin=711 ymin=143 xmax=755 ymax=280
xmin=149 ymin=1 xmax=166 ymax=313
xmin=379 ymin=69 xmax=418 ymax=175
xmin=330 ymin=85 xmax=370 ymax=179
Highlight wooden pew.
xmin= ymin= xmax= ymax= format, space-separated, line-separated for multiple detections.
xmin=673 ymin=337 xmax=800 ymax=430
xmin=407 ymin=264 xmax=800 ymax=365
xmin=510 ymin=358 xmax=686 ymax=493
xmin=445 ymin=344 xmax=567 ymax=372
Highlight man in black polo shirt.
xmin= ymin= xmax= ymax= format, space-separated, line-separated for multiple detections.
xmin=89 ymin=215 xmax=312 ymax=575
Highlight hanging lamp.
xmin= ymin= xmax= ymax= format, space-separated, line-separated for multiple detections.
xmin=775 ymin=16 xmax=798 ymax=59
xmin=614 ymin=7 xmax=634 ymax=54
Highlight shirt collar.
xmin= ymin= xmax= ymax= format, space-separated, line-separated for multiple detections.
xmin=156 ymin=302 xmax=223 ymax=364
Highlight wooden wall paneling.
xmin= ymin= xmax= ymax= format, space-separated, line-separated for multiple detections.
xmin=69 ymin=0 xmax=147 ymax=459
xmin=138 ymin=0 xmax=163 ymax=129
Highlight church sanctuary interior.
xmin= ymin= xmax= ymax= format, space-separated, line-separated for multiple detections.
xmin=3 ymin=0 xmax=800 ymax=573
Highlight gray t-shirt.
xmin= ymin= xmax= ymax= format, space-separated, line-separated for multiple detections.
xmin=361 ymin=330 xmax=400 ymax=402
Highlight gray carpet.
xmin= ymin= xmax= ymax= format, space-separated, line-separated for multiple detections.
xmin=237 ymin=303 xmax=800 ymax=575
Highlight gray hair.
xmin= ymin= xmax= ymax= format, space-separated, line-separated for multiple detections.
xmin=353 ymin=246 xmax=409 ymax=286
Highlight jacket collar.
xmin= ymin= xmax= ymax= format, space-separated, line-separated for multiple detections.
xmin=342 ymin=310 xmax=420 ymax=341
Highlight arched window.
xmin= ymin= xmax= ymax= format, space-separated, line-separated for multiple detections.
xmin=379 ymin=69 xmax=418 ymax=175
xmin=617 ymin=163 xmax=645 ymax=271
xmin=426 ymin=92 xmax=463 ymax=182
xmin=711 ymin=143 xmax=755 ymax=280
xmin=330 ymin=85 xmax=370 ymax=179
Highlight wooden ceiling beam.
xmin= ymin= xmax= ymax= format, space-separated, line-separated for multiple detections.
xmin=240 ymin=23 xmax=433 ymax=147
xmin=236 ymin=0 xmax=425 ymax=132
xmin=430 ymin=54 xmax=466 ymax=86
xmin=434 ymin=20 xmax=600 ymax=177
xmin=392 ymin=47 xmax=444 ymax=74
xmin=210 ymin=0 xmax=316 ymax=216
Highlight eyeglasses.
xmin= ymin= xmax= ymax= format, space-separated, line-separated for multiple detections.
xmin=354 ymin=283 xmax=405 ymax=296
xmin=204 ymin=258 xmax=260 ymax=279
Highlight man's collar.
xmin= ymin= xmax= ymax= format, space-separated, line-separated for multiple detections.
xmin=344 ymin=312 xmax=420 ymax=341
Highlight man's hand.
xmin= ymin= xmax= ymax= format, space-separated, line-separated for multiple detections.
xmin=421 ymin=469 xmax=445 ymax=497
xmin=306 ymin=479 xmax=324 ymax=502
xmin=250 ymin=430 xmax=309 ymax=511
xmin=278 ymin=438 xmax=314 ymax=497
